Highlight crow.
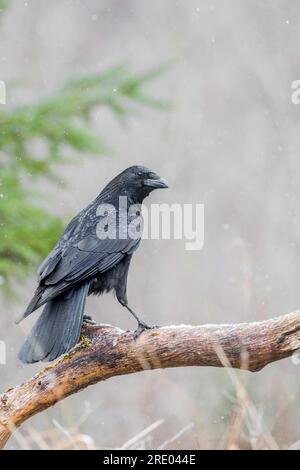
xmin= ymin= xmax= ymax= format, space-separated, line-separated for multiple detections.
xmin=16 ymin=165 xmax=168 ymax=363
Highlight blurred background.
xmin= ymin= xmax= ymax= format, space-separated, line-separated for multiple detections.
xmin=1 ymin=0 xmax=300 ymax=450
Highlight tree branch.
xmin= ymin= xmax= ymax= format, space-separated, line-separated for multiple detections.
xmin=1 ymin=311 xmax=300 ymax=449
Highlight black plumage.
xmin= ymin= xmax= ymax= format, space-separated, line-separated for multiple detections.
xmin=16 ymin=165 xmax=168 ymax=363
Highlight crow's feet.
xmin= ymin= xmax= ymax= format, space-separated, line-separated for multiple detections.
xmin=83 ymin=315 xmax=96 ymax=325
xmin=133 ymin=322 xmax=159 ymax=340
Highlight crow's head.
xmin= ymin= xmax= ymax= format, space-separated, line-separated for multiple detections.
xmin=114 ymin=165 xmax=168 ymax=202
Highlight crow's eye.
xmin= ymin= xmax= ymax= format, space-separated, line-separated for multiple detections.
xmin=137 ymin=171 xmax=143 ymax=177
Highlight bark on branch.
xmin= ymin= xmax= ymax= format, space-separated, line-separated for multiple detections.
xmin=1 ymin=310 xmax=300 ymax=449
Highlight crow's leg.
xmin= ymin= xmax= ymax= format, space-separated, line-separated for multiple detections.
xmin=124 ymin=304 xmax=150 ymax=328
xmin=83 ymin=314 xmax=96 ymax=325
xmin=119 ymin=300 xmax=158 ymax=338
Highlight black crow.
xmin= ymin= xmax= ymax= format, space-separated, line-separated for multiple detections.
xmin=16 ymin=165 xmax=168 ymax=363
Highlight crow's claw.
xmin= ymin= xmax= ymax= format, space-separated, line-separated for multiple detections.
xmin=133 ymin=322 xmax=159 ymax=340
xmin=83 ymin=315 xmax=96 ymax=325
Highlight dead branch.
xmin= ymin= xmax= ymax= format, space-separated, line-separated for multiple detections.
xmin=1 ymin=310 xmax=300 ymax=449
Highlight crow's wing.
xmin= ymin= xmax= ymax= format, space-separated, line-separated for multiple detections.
xmin=38 ymin=213 xmax=80 ymax=282
xmin=16 ymin=235 xmax=141 ymax=323
xmin=43 ymin=235 xmax=140 ymax=286
xmin=18 ymin=201 xmax=142 ymax=321
xmin=42 ymin=203 xmax=142 ymax=286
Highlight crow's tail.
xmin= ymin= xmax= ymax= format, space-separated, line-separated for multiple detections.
xmin=18 ymin=282 xmax=89 ymax=364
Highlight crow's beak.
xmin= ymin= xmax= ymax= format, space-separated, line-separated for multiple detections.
xmin=143 ymin=175 xmax=168 ymax=189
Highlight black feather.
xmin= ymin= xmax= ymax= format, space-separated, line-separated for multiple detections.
xmin=18 ymin=282 xmax=89 ymax=363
